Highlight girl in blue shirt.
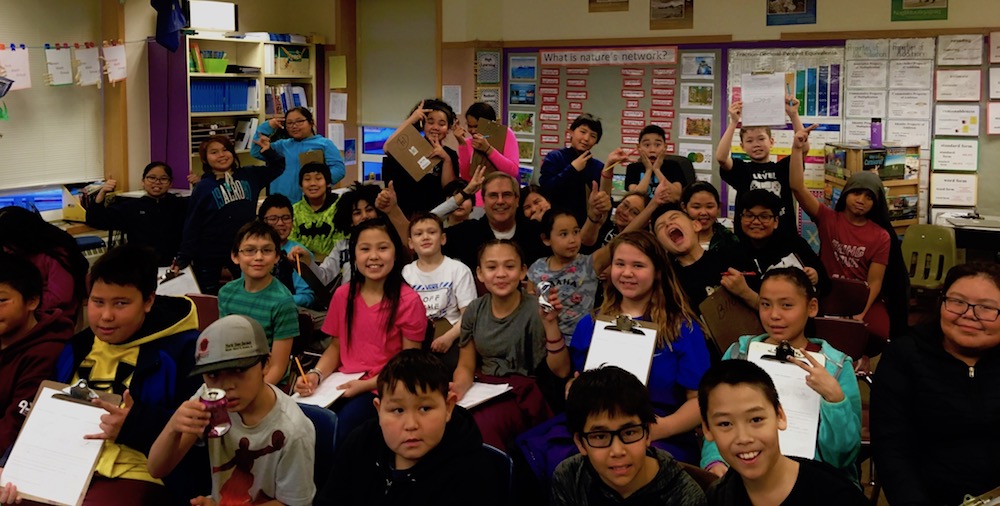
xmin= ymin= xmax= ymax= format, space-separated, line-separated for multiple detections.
xmin=251 ymin=106 xmax=345 ymax=201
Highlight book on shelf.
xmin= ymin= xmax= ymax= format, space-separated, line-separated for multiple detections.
xmin=189 ymin=41 xmax=205 ymax=73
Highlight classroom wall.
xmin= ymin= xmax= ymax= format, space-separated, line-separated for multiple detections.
xmin=358 ymin=0 xmax=437 ymax=127
xmin=442 ymin=0 xmax=997 ymax=43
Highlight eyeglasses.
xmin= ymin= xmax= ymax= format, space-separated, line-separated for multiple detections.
xmin=238 ymin=247 xmax=277 ymax=257
xmin=741 ymin=212 xmax=775 ymax=224
xmin=942 ymin=297 xmax=1000 ymax=322
xmin=486 ymin=191 xmax=516 ymax=201
xmin=144 ymin=176 xmax=171 ymax=184
xmin=285 ymin=119 xmax=309 ymax=127
xmin=579 ymin=424 xmax=647 ymax=448
xmin=264 ymin=215 xmax=293 ymax=224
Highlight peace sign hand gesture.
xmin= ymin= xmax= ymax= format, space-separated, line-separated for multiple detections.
xmin=788 ymin=349 xmax=845 ymax=403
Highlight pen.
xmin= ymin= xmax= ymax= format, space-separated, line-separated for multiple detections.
xmin=721 ymin=271 xmax=757 ymax=276
xmin=294 ymin=357 xmax=311 ymax=392
xmin=786 ymin=84 xmax=794 ymax=107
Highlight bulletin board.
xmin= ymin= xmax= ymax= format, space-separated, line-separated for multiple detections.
xmin=502 ymin=46 xmax=724 ymax=189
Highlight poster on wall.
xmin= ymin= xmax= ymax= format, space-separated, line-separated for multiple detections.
xmin=509 ymin=83 xmax=537 ymax=106
xmin=509 ymin=56 xmax=537 ymax=81
xmin=478 ymin=88 xmax=501 ymax=115
xmin=589 ymin=0 xmax=629 ymax=12
xmin=766 ymin=0 xmax=817 ymax=26
xmin=681 ymin=53 xmax=714 ymax=79
xmin=476 ymin=51 xmax=500 ymax=85
xmin=891 ymin=0 xmax=948 ymax=22
xmin=679 ymin=83 xmax=714 ymax=109
xmin=650 ymin=0 xmax=694 ymax=30
xmin=509 ymin=111 xmax=536 ymax=136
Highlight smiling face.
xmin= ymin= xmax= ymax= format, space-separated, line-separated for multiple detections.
xmin=0 ymin=283 xmax=38 ymax=341
xmin=682 ymin=191 xmax=719 ymax=231
xmin=654 ymin=210 xmax=701 ymax=256
xmin=521 ymin=192 xmax=551 ymax=222
xmin=284 ymin=110 xmax=314 ymax=140
xmin=263 ymin=206 xmax=293 ymax=242
xmin=205 ymin=141 xmax=234 ymax=172
xmin=374 ymin=382 xmax=455 ymax=471
xmin=203 ymin=361 xmax=268 ymax=414
xmin=739 ymin=128 xmax=774 ymax=163
xmin=477 ymin=243 xmax=526 ymax=299
xmin=423 ymin=110 xmax=450 ymax=143
xmin=466 ymin=115 xmax=481 ymax=136
xmin=740 ymin=205 xmax=779 ymax=242
xmin=843 ymin=190 xmax=874 ymax=218
xmin=231 ymin=235 xmax=280 ymax=281
xmin=758 ymin=277 xmax=817 ymax=345
xmin=614 ymin=196 xmax=645 ymax=229
xmin=703 ymin=383 xmax=787 ymax=482
xmin=637 ymin=133 xmax=665 ymax=164
xmin=301 ymin=171 xmax=328 ymax=201
xmin=544 ymin=214 xmax=581 ymax=260
xmin=940 ymin=275 xmax=1000 ymax=363
xmin=574 ymin=411 xmax=655 ymax=498
xmin=87 ymin=281 xmax=153 ymax=345
xmin=408 ymin=218 xmax=445 ymax=258
xmin=351 ymin=199 xmax=379 ymax=226
xmin=569 ymin=125 xmax=599 ymax=152
xmin=610 ymin=243 xmax=655 ymax=305
xmin=483 ymin=178 xmax=518 ymax=227
xmin=142 ymin=165 xmax=172 ymax=198
xmin=355 ymin=228 xmax=396 ymax=282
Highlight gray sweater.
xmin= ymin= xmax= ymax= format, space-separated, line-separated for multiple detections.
xmin=551 ymin=447 xmax=707 ymax=506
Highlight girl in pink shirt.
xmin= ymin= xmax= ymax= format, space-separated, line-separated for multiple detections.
xmin=297 ymin=218 xmax=426 ymax=444
xmin=452 ymin=102 xmax=521 ymax=206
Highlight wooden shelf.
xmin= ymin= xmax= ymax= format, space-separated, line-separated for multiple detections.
xmin=264 ymin=74 xmax=313 ymax=79
xmin=191 ymin=110 xmax=260 ymax=117
xmin=824 ymin=174 xmax=919 ymax=187
xmin=190 ymin=72 xmax=259 ymax=78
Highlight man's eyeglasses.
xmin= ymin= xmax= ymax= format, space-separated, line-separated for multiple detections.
xmin=942 ymin=297 xmax=1000 ymax=322
xmin=740 ymin=212 xmax=775 ymax=224
xmin=264 ymin=215 xmax=293 ymax=224
xmin=579 ymin=424 xmax=647 ymax=448
xmin=144 ymin=176 xmax=171 ymax=184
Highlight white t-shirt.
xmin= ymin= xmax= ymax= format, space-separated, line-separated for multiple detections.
xmin=402 ymin=256 xmax=477 ymax=325
xmin=194 ymin=383 xmax=316 ymax=506
xmin=316 ymin=237 xmax=351 ymax=287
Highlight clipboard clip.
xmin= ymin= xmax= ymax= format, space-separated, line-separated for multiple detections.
xmin=159 ymin=270 xmax=185 ymax=285
xmin=53 ymin=379 xmax=100 ymax=404
xmin=604 ymin=314 xmax=645 ymax=335
xmin=761 ymin=340 xmax=797 ymax=363
xmin=537 ymin=281 xmax=555 ymax=313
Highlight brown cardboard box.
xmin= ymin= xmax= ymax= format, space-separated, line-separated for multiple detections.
xmin=384 ymin=124 xmax=442 ymax=182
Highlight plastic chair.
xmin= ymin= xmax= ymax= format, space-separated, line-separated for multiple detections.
xmin=820 ymin=277 xmax=870 ymax=317
xmin=481 ymin=443 xmax=514 ymax=506
xmin=663 ymin=155 xmax=696 ymax=186
xmin=297 ymin=403 xmax=339 ymax=489
xmin=186 ymin=293 xmax=219 ymax=331
xmin=901 ymin=224 xmax=956 ymax=294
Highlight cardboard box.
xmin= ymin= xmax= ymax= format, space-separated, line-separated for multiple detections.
xmin=384 ymin=124 xmax=441 ymax=182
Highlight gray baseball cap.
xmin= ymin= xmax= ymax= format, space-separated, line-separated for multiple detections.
xmin=190 ymin=315 xmax=271 ymax=376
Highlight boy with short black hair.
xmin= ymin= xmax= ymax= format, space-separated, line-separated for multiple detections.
xmin=0 ymin=253 xmax=75 ymax=452
xmin=698 ymin=360 xmax=865 ymax=506
xmin=315 ymin=349 xmax=502 ymax=506
xmin=624 ymin=125 xmax=691 ymax=202
xmin=53 ymin=244 xmax=208 ymax=504
xmin=715 ymin=98 xmax=805 ymax=237
xmin=258 ymin=194 xmax=316 ymax=308
xmin=552 ymin=365 xmax=706 ymax=506
xmin=291 ymin=162 xmax=344 ymax=258
xmin=218 ymin=220 xmax=299 ymax=385
xmin=540 ymin=113 xmax=631 ymax=224
xmin=402 ymin=212 xmax=477 ymax=369
xmin=148 ymin=314 xmax=316 ymax=506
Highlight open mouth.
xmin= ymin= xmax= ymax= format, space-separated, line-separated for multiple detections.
xmin=667 ymin=226 xmax=685 ymax=245
xmin=737 ymin=451 xmax=761 ymax=462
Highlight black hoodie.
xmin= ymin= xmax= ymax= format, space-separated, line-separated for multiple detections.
xmin=315 ymin=405 xmax=505 ymax=506
xmin=871 ymin=322 xmax=1000 ymax=506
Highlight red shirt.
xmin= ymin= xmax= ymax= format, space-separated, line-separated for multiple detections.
xmin=816 ymin=205 xmax=890 ymax=282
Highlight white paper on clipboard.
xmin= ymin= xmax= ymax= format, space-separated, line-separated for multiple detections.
xmin=747 ymin=341 xmax=825 ymax=459
xmin=0 ymin=387 xmax=107 ymax=506
xmin=583 ymin=317 xmax=658 ymax=385
xmin=741 ymin=73 xmax=787 ymax=127
xmin=156 ymin=266 xmax=201 ymax=297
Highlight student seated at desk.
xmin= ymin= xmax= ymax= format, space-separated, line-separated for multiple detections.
xmin=0 ymin=254 xmax=76 ymax=453
xmin=2 ymin=245 xmax=209 ymax=505
xmin=699 ymin=360 xmax=867 ymax=506
xmin=258 ymin=194 xmax=316 ymax=309
xmin=218 ymin=221 xmax=299 ymax=387
xmin=871 ymin=262 xmax=1000 ymax=506
xmin=0 ymin=206 xmax=89 ymax=323
xmin=86 ymin=162 xmax=189 ymax=267
xmin=315 ymin=350 xmax=503 ymax=506
xmin=700 ymin=268 xmax=861 ymax=483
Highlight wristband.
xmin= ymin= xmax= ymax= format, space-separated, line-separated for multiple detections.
xmin=545 ymin=337 xmax=565 ymax=344
xmin=601 ymin=171 xmax=614 ymax=179
xmin=459 ymin=190 xmax=473 ymax=201
xmin=546 ymin=343 xmax=567 ymax=354
xmin=307 ymin=368 xmax=325 ymax=384
xmin=587 ymin=215 xmax=603 ymax=224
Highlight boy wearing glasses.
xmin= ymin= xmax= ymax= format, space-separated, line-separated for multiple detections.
xmin=218 ymin=221 xmax=299 ymax=385
xmin=258 ymin=194 xmax=316 ymax=308
xmin=552 ymin=366 xmax=706 ymax=506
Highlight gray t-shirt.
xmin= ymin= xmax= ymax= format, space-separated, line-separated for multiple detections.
xmin=527 ymin=253 xmax=597 ymax=343
xmin=194 ymin=383 xmax=316 ymax=506
xmin=459 ymin=292 xmax=546 ymax=377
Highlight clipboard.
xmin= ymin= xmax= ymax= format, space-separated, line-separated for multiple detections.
xmin=699 ymin=288 xmax=764 ymax=355
xmin=431 ymin=318 xmax=453 ymax=339
xmin=468 ymin=118 xmax=506 ymax=174
xmin=747 ymin=341 xmax=824 ymax=459
xmin=384 ymin=124 xmax=442 ymax=182
xmin=298 ymin=149 xmax=325 ymax=168
xmin=0 ymin=380 xmax=121 ymax=506
xmin=583 ymin=314 xmax=658 ymax=385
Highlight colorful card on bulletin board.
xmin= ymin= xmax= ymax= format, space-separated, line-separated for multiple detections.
xmin=891 ymin=0 xmax=948 ymax=22
xmin=766 ymin=0 xmax=816 ymax=26
xmin=476 ymin=51 xmax=501 ymax=85
xmin=650 ymin=0 xmax=694 ymax=30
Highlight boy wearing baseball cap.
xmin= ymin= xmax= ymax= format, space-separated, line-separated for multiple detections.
xmin=148 ymin=315 xmax=316 ymax=506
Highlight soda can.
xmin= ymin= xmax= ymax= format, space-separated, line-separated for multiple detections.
xmin=200 ymin=388 xmax=232 ymax=438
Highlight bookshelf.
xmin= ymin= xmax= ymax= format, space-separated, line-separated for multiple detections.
xmin=148 ymin=34 xmax=320 ymax=186
xmin=822 ymin=143 xmax=921 ymax=235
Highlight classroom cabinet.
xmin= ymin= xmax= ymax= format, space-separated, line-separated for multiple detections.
xmin=148 ymin=35 xmax=318 ymax=186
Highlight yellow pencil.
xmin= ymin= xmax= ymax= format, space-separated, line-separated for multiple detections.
xmin=296 ymin=255 xmax=301 ymax=275
xmin=294 ymin=356 xmax=309 ymax=390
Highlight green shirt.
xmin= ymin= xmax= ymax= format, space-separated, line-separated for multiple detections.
xmin=219 ymin=276 xmax=299 ymax=343
xmin=290 ymin=194 xmax=343 ymax=257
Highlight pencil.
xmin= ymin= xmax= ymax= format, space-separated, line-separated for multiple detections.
xmin=294 ymin=357 xmax=309 ymax=390
xmin=296 ymin=255 xmax=301 ymax=275
xmin=721 ymin=271 xmax=757 ymax=276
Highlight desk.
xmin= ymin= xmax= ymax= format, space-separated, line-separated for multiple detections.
xmin=933 ymin=213 xmax=1000 ymax=261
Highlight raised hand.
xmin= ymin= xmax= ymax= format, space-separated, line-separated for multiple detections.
xmin=471 ymin=133 xmax=491 ymax=153
xmin=588 ymin=181 xmax=611 ymax=218
xmin=728 ymin=101 xmax=743 ymax=124
xmin=376 ymin=181 xmax=397 ymax=211
xmin=606 ymin=147 xmax=634 ymax=167
xmin=784 ymin=95 xmax=801 ymax=117
xmin=793 ymin=124 xmax=818 ymax=150
xmin=465 ymin=165 xmax=487 ymax=196
xmin=406 ymin=100 xmax=431 ymax=126
xmin=452 ymin=123 xmax=468 ymax=143
xmin=267 ymin=117 xmax=285 ymax=130
xmin=254 ymin=133 xmax=271 ymax=152
xmin=571 ymin=150 xmax=593 ymax=172
xmin=789 ymin=349 xmax=845 ymax=403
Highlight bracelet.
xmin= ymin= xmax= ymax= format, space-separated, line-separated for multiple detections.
xmin=601 ymin=171 xmax=615 ymax=179
xmin=587 ymin=215 xmax=603 ymax=224
xmin=307 ymin=368 xmax=325 ymax=384
xmin=545 ymin=337 xmax=565 ymax=344
xmin=546 ymin=343 xmax=567 ymax=354
xmin=459 ymin=190 xmax=473 ymax=201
